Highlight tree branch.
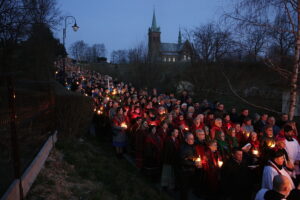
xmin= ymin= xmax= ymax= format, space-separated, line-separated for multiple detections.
xmin=224 ymin=13 xmax=296 ymax=35
xmin=221 ymin=69 xmax=281 ymax=114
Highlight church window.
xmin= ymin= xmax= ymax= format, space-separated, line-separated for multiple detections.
xmin=188 ymin=56 xmax=191 ymax=60
xmin=172 ymin=57 xmax=176 ymax=62
xmin=183 ymin=55 xmax=186 ymax=61
xmin=163 ymin=57 xmax=166 ymax=62
xmin=168 ymin=57 xmax=171 ymax=62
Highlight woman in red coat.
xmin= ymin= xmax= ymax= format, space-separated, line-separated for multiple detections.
xmin=144 ymin=125 xmax=164 ymax=181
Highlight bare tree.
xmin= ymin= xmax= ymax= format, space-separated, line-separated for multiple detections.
xmin=69 ymin=40 xmax=88 ymax=62
xmin=110 ymin=50 xmax=128 ymax=64
xmin=128 ymin=41 xmax=148 ymax=64
xmin=225 ymin=0 xmax=299 ymax=120
xmin=192 ymin=23 xmax=234 ymax=63
xmin=268 ymin=13 xmax=294 ymax=63
xmin=239 ymin=26 xmax=268 ymax=62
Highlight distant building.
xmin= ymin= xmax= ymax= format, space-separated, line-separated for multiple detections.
xmin=148 ymin=10 xmax=195 ymax=63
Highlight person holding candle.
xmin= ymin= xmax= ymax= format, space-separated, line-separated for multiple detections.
xmin=202 ymin=140 xmax=222 ymax=199
xmin=222 ymin=113 xmax=234 ymax=133
xmin=261 ymin=125 xmax=276 ymax=165
xmin=193 ymin=129 xmax=207 ymax=198
xmin=112 ymin=107 xmax=127 ymax=158
xmin=178 ymin=133 xmax=197 ymax=200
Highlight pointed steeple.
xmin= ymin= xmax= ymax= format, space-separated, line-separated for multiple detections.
xmin=178 ymin=28 xmax=182 ymax=45
xmin=150 ymin=9 xmax=160 ymax=32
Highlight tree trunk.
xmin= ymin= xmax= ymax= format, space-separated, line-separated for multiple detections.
xmin=288 ymin=0 xmax=300 ymax=120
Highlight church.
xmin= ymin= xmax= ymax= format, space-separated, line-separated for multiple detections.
xmin=148 ymin=11 xmax=195 ymax=63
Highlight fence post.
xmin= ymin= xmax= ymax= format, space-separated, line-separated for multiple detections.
xmin=7 ymin=76 xmax=24 ymax=200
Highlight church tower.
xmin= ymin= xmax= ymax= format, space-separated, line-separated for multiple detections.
xmin=148 ymin=10 xmax=161 ymax=62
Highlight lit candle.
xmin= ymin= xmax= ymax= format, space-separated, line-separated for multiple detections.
xmin=195 ymin=156 xmax=201 ymax=163
xmin=84 ymin=93 xmax=88 ymax=96
xmin=252 ymin=149 xmax=259 ymax=156
xmin=218 ymin=160 xmax=223 ymax=168
xmin=246 ymin=132 xmax=250 ymax=137
xmin=97 ymin=110 xmax=102 ymax=115
xmin=195 ymin=156 xmax=202 ymax=167
xmin=120 ymin=122 xmax=127 ymax=129
xmin=267 ymin=141 xmax=276 ymax=148
xmin=55 ymin=71 xmax=58 ymax=74
xmin=184 ymin=126 xmax=189 ymax=131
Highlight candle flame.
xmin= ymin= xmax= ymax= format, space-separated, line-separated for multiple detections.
xmin=218 ymin=160 xmax=223 ymax=168
xmin=121 ymin=123 xmax=127 ymax=129
xmin=252 ymin=150 xmax=259 ymax=155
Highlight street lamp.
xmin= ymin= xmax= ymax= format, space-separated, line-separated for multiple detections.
xmin=62 ymin=16 xmax=79 ymax=77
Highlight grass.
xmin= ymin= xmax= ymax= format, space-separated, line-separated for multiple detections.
xmin=27 ymin=134 xmax=171 ymax=200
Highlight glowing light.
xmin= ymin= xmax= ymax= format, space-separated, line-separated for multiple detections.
xmin=267 ymin=141 xmax=276 ymax=148
xmin=120 ymin=123 xmax=127 ymax=129
xmin=218 ymin=160 xmax=223 ymax=168
xmin=195 ymin=156 xmax=202 ymax=167
xmin=252 ymin=150 xmax=259 ymax=156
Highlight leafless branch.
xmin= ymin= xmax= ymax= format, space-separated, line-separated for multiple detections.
xmin=221 ymin=69 xmax=281 ymax=114
xmin=224 ymin=14 xmax=296 ymax=35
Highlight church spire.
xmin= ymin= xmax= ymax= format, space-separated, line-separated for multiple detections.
xmin=178 ymin=28 xmax=182 ymax=45
xmin=150 ymin=9 xmax=160 ymax=32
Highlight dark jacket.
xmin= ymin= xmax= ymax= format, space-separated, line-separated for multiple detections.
xmin=179 ymin=142 xmax=196 ymax=172
xmin=162 ymin=137 xmax=179 ymax=165
xmin=221 ymin=157 xmax=252 ymax=197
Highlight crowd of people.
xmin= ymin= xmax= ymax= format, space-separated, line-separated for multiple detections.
xmin=57 ymin=67 xmax=300 ymax=200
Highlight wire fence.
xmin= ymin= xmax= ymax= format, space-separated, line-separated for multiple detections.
xmin=0 ymin=76 xmax=56 ymax=198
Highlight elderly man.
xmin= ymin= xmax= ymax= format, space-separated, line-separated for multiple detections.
xmin=255 ymin=175 xmax=293 ymax=200
xmin=179 ymin=133 xmax=197 ymax=200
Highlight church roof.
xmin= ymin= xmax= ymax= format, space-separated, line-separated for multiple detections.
xmin=160 ymin=43 xmax=185 ymax=53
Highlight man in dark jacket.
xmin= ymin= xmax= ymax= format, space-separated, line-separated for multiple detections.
xmin=179 ymin=133 xmax=197 ymax=200
xmin=221 ymin=147 xmax=252 ymax=200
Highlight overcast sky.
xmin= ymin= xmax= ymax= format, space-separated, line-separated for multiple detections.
xmin=55 ymin=0 xmax=230 ymax=58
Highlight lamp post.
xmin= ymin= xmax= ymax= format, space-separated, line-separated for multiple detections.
xmin=62 ymin=16 xmax=79 ymax=78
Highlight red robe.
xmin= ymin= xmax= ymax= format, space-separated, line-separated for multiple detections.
xmin=144 ymin=133 xmax=163 ymax=168
xmin=210 ymin=126 xmax=224 ymax=140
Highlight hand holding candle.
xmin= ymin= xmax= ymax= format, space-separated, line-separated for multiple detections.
xmin=121 ymin=122 xmax=127 ymax=129
xmin=252 ymin=149 xmax=259 ymax=156
xmin=195 ymin=156 xmax=202 ymax=168
xmin=218 ymin=159 xmax=223 ymax=168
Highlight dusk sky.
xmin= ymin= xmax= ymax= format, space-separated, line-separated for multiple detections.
xmin=55 ymin=0 xmax=231 ymax=59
